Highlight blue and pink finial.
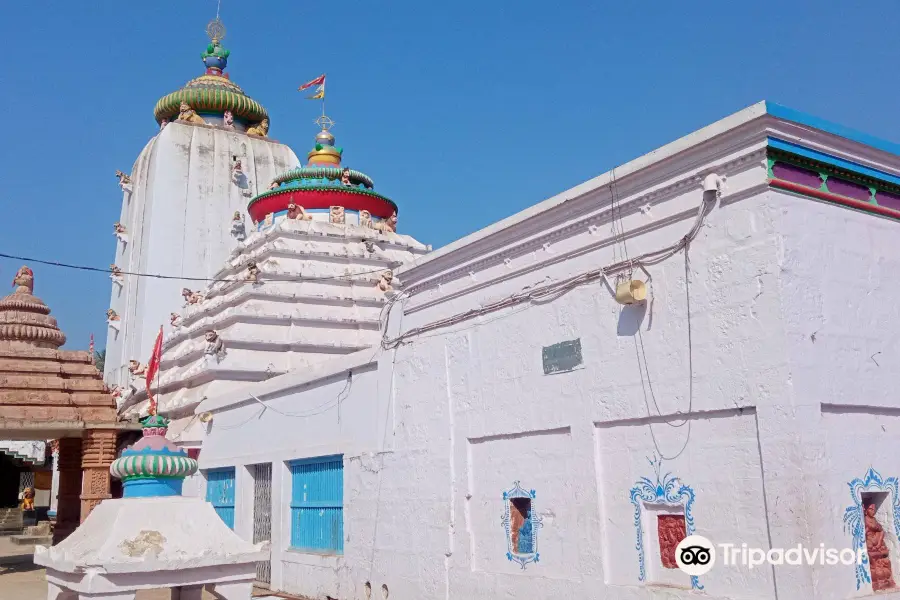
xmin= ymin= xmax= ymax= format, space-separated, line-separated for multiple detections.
xmin=109 ymin=415 xmax=198 ymax=498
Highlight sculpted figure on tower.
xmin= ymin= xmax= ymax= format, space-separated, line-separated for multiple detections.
xmin=177 ymin=101 xmax=206 ymax=125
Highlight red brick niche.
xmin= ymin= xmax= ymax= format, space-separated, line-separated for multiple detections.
xmin=658 ymin=514 xmax=687 ymax=569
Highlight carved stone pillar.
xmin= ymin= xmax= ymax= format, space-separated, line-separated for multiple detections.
xmin=53 ymin=437 xmax=82 ymax=544
xmin=80 ymin=428 xmax=117 ymax=521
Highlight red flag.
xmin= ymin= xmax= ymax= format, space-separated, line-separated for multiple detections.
xmin=298 ymin=74 xmax=325 ymax=91
xmin=145 ymin=326 xmax=164 ymax=415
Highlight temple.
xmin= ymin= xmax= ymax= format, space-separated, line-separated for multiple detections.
xmin=103 ymin=21 xmax=300 ymax=395
xmin=87 ymin=19 xmax=900 ymax=600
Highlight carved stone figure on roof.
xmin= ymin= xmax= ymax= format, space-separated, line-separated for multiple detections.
xmin=12 ymin=266 xmax=34 ymax=292
xmin=110 ymin=264 xmax=124 ymax=285
xmin=115 ymin=170 xmax=133 ymax=192
xmin=230 ymin=211 xmax=246 ymax=241
xmin=128 ymin=360 xmax=147 ymax=379
xmin=359 ymin=210 xmax=373 ymax=229
xmin=182 ymin=288 xmax=204 ymax=305
xmin=330 ymin=205 xmax=346 ymax=225
xmin=114 ymin=223 xmax=129 ymax=244
xmin=376 ymin=270 xmax=394 ymax=292
xmin=106 ymin=309 xmax=120 ymax=322
xmin=246 ymin=118 xmax=269 ymax=137
xmin=245 ymin=261 xmax=260 ymax=283
xmin=177 ymin=101 xmax=206 ymax=125
xmin=170 ymin=312 xmax=182 ymax=328
xmin=231 ymin=160 xmax=243 ymax=185
xmin=160 ymin=118 xmax=169 ymax=130
xmin=204 ymin=330 xmax=226 ymax=362
xmin=287 ymin=203 xmax=312 ymax=221
xmin=268 ymin=181 xmax=279 ymax=191
xmin=373 ymin=210 xmax=398 ymax=234
xmin=223 ymin=110 xmax=235 ymax=130
xmin=341 ymin=168 xmax=351 ymax=186
xmin=108 ymin=385 xmax=123 ymax=402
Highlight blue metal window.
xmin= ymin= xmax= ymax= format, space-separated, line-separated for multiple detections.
xmin=289 ymin=455 xmax=344 ymax=553
xmin=206 ymin=467 xmax=236 ymax=529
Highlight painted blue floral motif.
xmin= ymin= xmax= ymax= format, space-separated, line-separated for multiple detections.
xmin=629 ymin=455 xmax=703 ymax=590
xmin=501 ymin=481 xmax=543 ymax=569
xmin=842 ymin=467 xmax=900 ymax=590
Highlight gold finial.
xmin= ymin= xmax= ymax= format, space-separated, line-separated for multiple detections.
xmin=206 ymin=18 xmax=226 ymax=43
xmin=314 ymin=115 xmax=335 ymax=131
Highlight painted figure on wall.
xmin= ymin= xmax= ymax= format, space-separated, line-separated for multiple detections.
xmin=517 ymin=509 xmax=534 ymax=554
xmin=630 ymin=455 xmax=703 ymax=590
xmin=501 ymin=481 xmax=543 ymax=569
xmin=865 ymin=501 xmax=896 ymax=591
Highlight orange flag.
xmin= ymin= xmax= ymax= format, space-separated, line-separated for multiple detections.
xmin=145 ymin=326 xmax=164 ymax=415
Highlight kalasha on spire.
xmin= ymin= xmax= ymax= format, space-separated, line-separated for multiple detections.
xmin=152 ymin=18 xmax=268 ymax=131
xmin=247 ymin=115 xmax=399 ymax=227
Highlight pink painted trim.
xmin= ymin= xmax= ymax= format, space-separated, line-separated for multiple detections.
xmin=769 ymin=179 xmax=900 ymax=219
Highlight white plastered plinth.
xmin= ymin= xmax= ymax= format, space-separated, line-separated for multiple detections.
xmin=34 ymin=496 xmax=268 ymax=599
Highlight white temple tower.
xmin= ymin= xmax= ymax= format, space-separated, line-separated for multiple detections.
xmin=105 ymin=23 xmax=300 ymax=388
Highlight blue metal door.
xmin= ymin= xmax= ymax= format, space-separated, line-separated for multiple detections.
xmin=290 ymin=456 xmax=343 ymax=553
xmin=206 ymin=467 xmax=236 ymax=529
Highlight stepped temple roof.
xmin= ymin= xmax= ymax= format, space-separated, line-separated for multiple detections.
xmin=152 ymin=20 xmax=268 ymax=127
xmin=0 ymin=267 xmax=116 ymax=439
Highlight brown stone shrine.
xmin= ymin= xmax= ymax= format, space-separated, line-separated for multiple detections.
xmin=0 ymin=266 xmax=137 ymax=543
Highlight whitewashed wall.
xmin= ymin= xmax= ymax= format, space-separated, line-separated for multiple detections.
xmin=193 ymin=104 xmax=900 ymax=600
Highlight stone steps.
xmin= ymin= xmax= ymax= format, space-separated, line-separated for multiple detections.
xmin=10 ymin=533 xmax=51 ymax=545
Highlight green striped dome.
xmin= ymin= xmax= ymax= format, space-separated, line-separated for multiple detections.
xmin=110 ymin=452 xmax=198 ymax=480
xmin=154 ymin=75 xmax=268 ymax=125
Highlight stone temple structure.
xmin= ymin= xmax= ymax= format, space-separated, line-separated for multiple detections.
xmin=104 ymin=23 xmax=300 ymax=393
xmin=0 ymin=267 xmax=124 ymax=542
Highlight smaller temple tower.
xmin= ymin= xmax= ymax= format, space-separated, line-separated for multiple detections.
xmin=118 ymin=120 xmax=430 ymax=421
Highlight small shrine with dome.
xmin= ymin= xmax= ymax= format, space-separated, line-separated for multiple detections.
xmin=36 ymin=414 xmax=266 ymax=599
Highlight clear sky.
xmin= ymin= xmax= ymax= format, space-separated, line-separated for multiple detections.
xmin=1 ymin=0 xmax=898 ymax=351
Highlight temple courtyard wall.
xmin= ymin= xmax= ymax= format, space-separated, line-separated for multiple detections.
xmin=192 ymin=105 xmax=900 ymax=600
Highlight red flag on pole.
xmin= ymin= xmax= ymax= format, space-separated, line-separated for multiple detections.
xmin=298 ymin=74 xmax=325 ymax=91
xmin=145 ymin=326 xmax=164 ymax=415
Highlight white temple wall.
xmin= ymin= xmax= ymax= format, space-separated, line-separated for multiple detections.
xmin=765 ymin=190 xmax=900 ymax=599
xmin=106 ymin=122 xmax=299 ymax=388
xmin=191 ymin=105 xmax=900 ymax=599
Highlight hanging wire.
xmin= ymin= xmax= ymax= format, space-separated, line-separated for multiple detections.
xmin=0 ymin=252 xmax=391 ymax=283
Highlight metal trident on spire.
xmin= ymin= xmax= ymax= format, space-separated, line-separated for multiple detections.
xmin=207 ymin=0 xmax=225 ymax=42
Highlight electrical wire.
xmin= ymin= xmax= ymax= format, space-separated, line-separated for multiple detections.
xmin=0 ymin=251 xmax=392 ymax=283
xmin=382 ymin=187 xmax=718 ymax=349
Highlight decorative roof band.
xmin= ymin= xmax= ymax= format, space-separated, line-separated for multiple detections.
xmin=273 ymin=167 xmax=374 ymax=189
xmin=248 ymin=185 xmax=397 ymax=212
xmin=767 ymin=147 xmax=900 ymax=219
xmin=154 ymin=88 xmax=268 ymax=124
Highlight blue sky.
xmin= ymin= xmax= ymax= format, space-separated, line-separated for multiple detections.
xmin=1 ymin=0 xmax=898 ymax=351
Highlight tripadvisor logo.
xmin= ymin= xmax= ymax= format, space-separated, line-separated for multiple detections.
xmin=674 ymin=535 xmax=866 ymax=576
xmin=675 ymin=535 xmax=716 ymax=576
